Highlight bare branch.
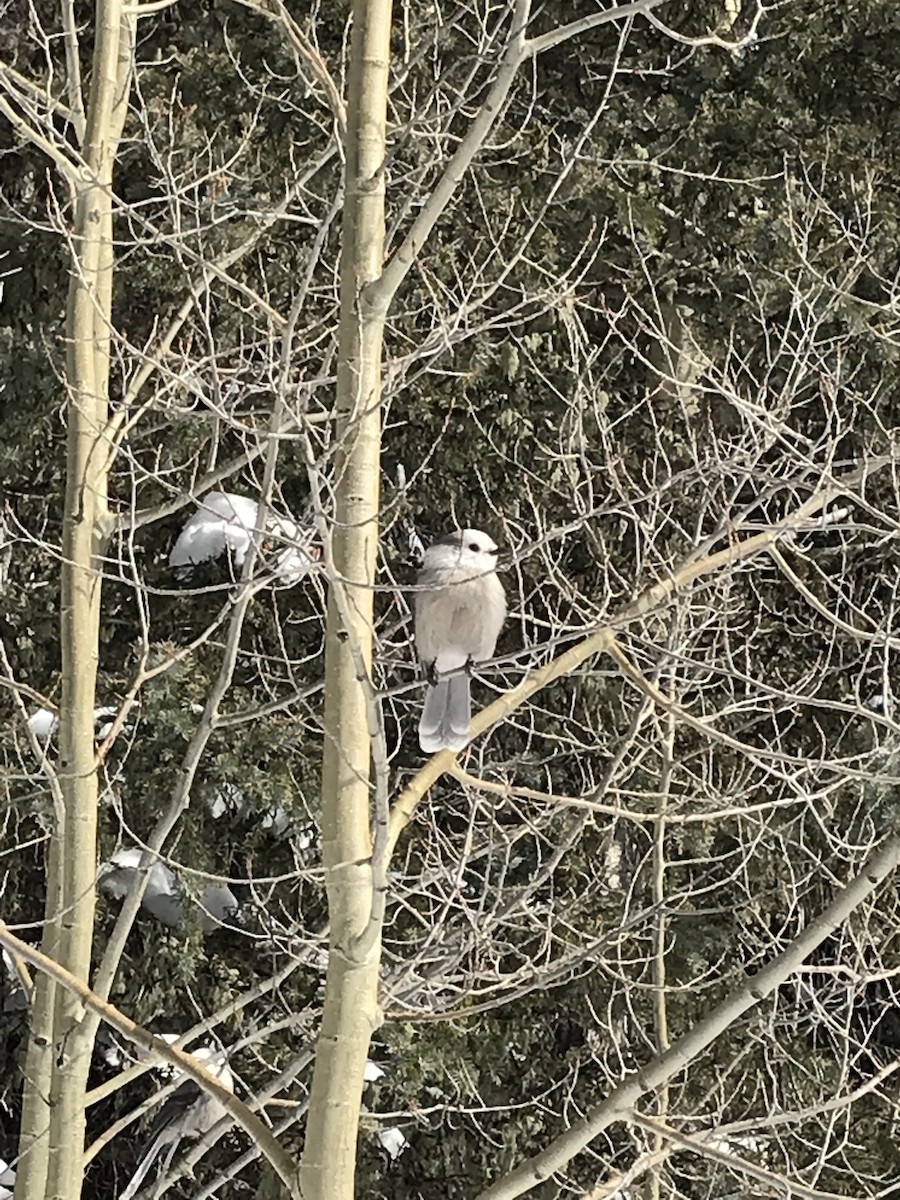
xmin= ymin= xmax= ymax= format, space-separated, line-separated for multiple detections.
xmin=473 ymin=834 xmax=900 ymax=1199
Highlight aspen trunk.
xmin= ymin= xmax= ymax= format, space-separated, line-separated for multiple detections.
xmin=299 ymin=0 xmax=392 ymax=1196
xmin=14 ymin=6 xmax=133 ymax=1199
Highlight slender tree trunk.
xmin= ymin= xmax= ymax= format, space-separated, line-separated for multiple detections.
xmin=12 ymin=836 xmax=61 ymax=1199
xmin=299 ymin=1 xmax=392 ymax=1197
xmin=15 ymin=6 xmax=133 ymax=1199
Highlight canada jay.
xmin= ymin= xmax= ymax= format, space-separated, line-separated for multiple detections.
xmin=414 ymin=529 xmax=506 ymax=753
xmin=119 ymin=1047 xmax=233 ymax=1200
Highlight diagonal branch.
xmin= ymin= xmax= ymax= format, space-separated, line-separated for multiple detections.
xmin=628 ymin=1112 xmax=850 ymax=1200
xmin=526 ymin=0 xmax=668 ymax=56
xmin=372 ymin=0 xmax=531 ymax=309
xmin=0 ymin=91 xmax=81 ymax=188
xmin=0 ymin=924 xmax=300 ymax=1197
xmin=472 ymin=832 xmax=900 ymax=1199
xmin=232 ymin=0 xmax=347 ymax=138
xmin=387 ymin=455 xmax=887 ymax=854
xmin=373 ymin=0 xmax=671 ymax=310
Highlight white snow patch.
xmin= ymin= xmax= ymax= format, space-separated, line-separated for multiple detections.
xmin=98 ymin=849 xmax=238 ymax=932
xmin=169 ymin=491 xmax=318 ymax=586
xmin=376 ymin=1126 xmax=408 ymax=1160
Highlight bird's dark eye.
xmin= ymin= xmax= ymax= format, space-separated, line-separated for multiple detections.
xmin=468 ymin=542 xmax=480 ymax=552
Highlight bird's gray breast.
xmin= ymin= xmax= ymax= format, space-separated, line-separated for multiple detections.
xmin=415 ymin=570 xmax=494 ymax=662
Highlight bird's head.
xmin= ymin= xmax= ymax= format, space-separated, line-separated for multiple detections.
xmin=426 ymin=528 xmax=500 ymax=570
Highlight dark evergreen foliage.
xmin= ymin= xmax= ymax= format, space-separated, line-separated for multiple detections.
xmin=3 ymin=1 xmax=900 ymax=1196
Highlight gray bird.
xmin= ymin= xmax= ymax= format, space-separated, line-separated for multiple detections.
xmin=414 ymin=529 xmax=506 ymax=753
xmin=119 ymin=1048 xmax=233 ymax=1200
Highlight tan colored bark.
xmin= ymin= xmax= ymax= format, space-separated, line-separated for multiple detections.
xmin=298 ymin=1 xmax=392 ymax=1196
xmin=12 ymin=834 xmax=61 ymax=1199
xmin=14 ymin=6 xmax=134 ymax=1199
xmin=302 ymin=7 xmax=690 ymax=1195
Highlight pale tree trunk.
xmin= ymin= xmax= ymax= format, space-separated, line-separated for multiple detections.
xmin=15 ymin=5 xmax=134 ymax=1199
xmin=298 ymin=1 xmax=392 ymax=1198
xmin=13 ymin=838 xmax=61 ymax=1198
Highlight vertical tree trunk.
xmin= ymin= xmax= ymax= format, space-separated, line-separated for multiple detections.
xmin=12 ymin=837 xmax=61 ymax=1199
xmin=299 ymin=1 xmax=392 ymax=1197
xmin=15 ymin=6 xmax=134 ymax=1199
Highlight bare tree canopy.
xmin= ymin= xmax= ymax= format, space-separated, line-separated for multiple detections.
xmin=3 ymin=1 xmax=900 ymax=1198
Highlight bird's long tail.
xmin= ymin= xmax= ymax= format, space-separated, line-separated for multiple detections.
xmin=419 ymin=675 xmax=470 ymax=753
xmin=119 ymin=1130 xmax=167 ymax=1200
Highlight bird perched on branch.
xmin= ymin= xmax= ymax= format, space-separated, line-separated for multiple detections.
xmin=119 ymin=1046 xmax=233 ymax=1200
xmin=414 ymin=529 xmax=506 ymax=753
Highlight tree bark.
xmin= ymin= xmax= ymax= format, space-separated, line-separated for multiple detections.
xmin=15 ymin=6 xmax=134 ymax=1199
xmin=299 ymin=1 xmax=392 ymax=1197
